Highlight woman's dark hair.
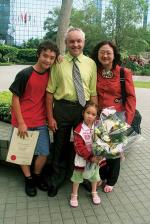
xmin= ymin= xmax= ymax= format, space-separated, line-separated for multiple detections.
xmin=36 ymin=39 xmax=60 ymax=60
xmin=91 ymin=41 xmax=121 ymax=69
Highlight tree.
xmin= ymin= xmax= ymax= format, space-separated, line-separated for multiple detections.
xmin=22 ymin=38 xmax=41 ymax=49
xmin=103 ymin=0 xmax=148 ymax=50
xmin=56 ymin=0 xmax=73 ymax=54
xmin=122 ymin=26 xmax=150 ymax=55
xmin=43 ymin=3 xmax=106 ymax=55
xmin=70 ymin=4 xmax=106 ymax=55
xmin=43 ymin=8 xmax=60 ymax=41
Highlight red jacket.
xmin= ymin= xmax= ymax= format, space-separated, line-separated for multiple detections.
xmin=74 ymin=122 xmax=93 ymax=163
xmin=74 ymin=122 xmax=107 ymax=171
xmin=97 ymin=65 xmax=136 ymax=124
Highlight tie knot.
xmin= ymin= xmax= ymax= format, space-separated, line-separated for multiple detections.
xmin=73 ymin=57 xmax=77 ymax=63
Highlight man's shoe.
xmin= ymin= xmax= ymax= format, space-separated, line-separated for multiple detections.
xmin=33 ymin=174 xmax=48 ymax=191
xmin=25 ymin=177 xmax=37 ymax=197
xmin=48 ymin=185 xmax=58 ymax=197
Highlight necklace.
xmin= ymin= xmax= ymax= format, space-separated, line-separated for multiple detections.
xmin=101 ymin=69 xmax=114 ymax=79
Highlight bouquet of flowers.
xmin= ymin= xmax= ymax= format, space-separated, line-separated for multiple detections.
xmin=92 ymin=107 xmax=139 ymax=159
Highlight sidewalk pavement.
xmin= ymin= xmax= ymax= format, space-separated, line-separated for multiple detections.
xmin=0 ymin=88 xmax=150 ymax=224
xmin=0 ymin=65 xmax=150 ymax=91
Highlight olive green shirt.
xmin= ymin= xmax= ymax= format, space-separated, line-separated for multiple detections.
xmin=46 ymin=52 xmax=97 ymax=101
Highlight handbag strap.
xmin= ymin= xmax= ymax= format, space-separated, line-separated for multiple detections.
xmin=120 ymin=67 xmax=127 ymax=106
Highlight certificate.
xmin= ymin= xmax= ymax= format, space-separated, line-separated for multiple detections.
xmin=6 ymin=128 xmax=39 ymax=165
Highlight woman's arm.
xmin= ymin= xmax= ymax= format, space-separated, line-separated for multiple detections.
xmin=124 ymin=68 xmax=136 ymax=124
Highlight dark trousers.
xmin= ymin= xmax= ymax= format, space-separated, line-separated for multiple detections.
xmin=100 ymin=158 xmax=120 ymax=186
xmin=50 ymin=100 xmax=83 ymax=188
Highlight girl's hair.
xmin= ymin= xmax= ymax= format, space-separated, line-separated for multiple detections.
xmin=83 ymin=101 xmax=98 ymax=114
xmin=91 ymin=40 xmax=121 ymax=69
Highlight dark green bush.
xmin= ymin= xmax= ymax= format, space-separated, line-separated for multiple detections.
xmin=0 ymin=103 xmax=11 ymax=123
xmin=138 ymin=64 xmax=150 ymax=76
xmin=122 ymin=59 xmax=150 ymax=76
xmin=0 ymin=45 xmax=18 ymax=62
xmin=0 ymin=91 xmax=11 ymax=123
xmin=17 ymin=48 xmax=36 ymax=62
xmin=122 ymin=59 xmax=141 ymax=71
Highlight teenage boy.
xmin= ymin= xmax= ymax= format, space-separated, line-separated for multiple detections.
xmin=9 ymin=40 xmax=59 ymax=197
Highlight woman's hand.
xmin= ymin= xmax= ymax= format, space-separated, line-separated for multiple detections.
xmin=91 ymin=156 xmax=103 ymax=164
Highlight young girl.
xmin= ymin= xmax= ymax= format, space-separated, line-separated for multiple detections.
xmin=70 ymin=102 xmax=102 ymax=207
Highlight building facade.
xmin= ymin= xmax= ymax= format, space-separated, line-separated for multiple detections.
xmin=0 ymin=0 xmax=150 ymax=46
xmin=0 ymin=0 xmax=12 ymax=44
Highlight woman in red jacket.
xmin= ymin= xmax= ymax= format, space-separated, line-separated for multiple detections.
xmin=91 ymin=41 xmax=136 ymax=192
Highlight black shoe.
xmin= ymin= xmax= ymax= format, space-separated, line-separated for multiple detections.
xmin=25 ymin=177 xmax=37 ymax=197
xmin=81 ymin=180 xmax=92 ymax=192
xmin=33 ymin=174 xmax=48 ymax=191
xmin=48 ymin=185 xmax=58 ymax=197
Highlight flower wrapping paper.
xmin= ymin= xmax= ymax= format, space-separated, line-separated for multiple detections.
xmin=93 ymin=107 xmax=138 ymax=159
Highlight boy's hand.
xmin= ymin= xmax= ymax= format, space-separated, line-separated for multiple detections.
xmin=48 ymin=117 xmax=58 ymax=132
xmin=17 ymin=123 xmax=28 ymax=138
xmin=57 ymin=55 xmax=63 ymax=63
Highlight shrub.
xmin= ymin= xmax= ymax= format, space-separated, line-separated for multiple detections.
xmin=0 ymin=91 xmax=12 ymax=123
xmin=0 ymin=45 xmax=18 ymax=62
xmin=17 ymin=48 xmax=36 ymax=62
xmin=122 ymin=58 xmax=150 ymax=76
xmin=122 ymin=59 xmax=141 ymax=71
xmin=139 ymin=64 xmax=150 ymax=76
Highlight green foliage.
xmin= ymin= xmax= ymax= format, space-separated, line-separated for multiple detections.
xmin=123 ymin=59 xmax=150 ymax=75
xmin=70 ymin=4 xmax=106 ymax=55
xmin=43 ymin=3 xmax=106 ymax=55
xmin=0 ymin=91 xmax=12 ymax=123
xmin=122 ymin=59 xmax=141 ymax=71
xmin=22 ymin=38 xmax=41 ymax=49
xmin=43 ymin=1 xmax=150 ymax=56
xmin=134 ymin=81 xmax=150 ymax=88
xmin=136 ymin=64 xmax=150 ymax=76
xmin=43 ymin=7 xmax=60 ymax=41
xmin=0 ymin=45 xmax=18 ymax=62
xmin=17 ymin=48 xmax=36 ymax=62
xmin=103 ymin=0 xmax=148 ymax=50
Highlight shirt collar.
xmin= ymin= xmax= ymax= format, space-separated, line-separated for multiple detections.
xmin=66 ymin=52 xmax=83 ymax=63
xmin=82 ymin=122 xmax=94 ymax=131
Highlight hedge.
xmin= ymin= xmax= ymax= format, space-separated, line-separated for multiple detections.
xmin=0 ymin=45 xmax=18 ymax=63
xmin=0 ymin=91 xmax=11 ymax=123
xmin=17 ymin=48 xmax=36 ymax=62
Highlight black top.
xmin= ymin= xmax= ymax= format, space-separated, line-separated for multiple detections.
xmin=9 ymin=66 xmax=33 ymax=97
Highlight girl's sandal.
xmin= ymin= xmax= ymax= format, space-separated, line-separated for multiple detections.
xmin=92 ymin=192 xmax=101 ymax=205
xmin=70 ymin=194 xmax=78 ymax=207
xmin=103 ymin=185 xmax=113 ymax=193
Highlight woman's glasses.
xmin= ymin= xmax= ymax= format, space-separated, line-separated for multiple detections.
xmin=99 ymin=51 xmax=113 ymax=56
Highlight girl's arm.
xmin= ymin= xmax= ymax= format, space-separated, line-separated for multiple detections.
xmin=74 ymin=133 xmax=102 ymax=164
xmin=74 ymin=133 xmax=93 ymax=161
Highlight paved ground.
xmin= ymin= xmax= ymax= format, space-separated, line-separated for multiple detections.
xmin=0 ymin=65 xmax=150 ymax=91
xmin=0 ymin=65 xmax=29 ymax=91
xmin=0 ymin=67 xmax=150 ymax=224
